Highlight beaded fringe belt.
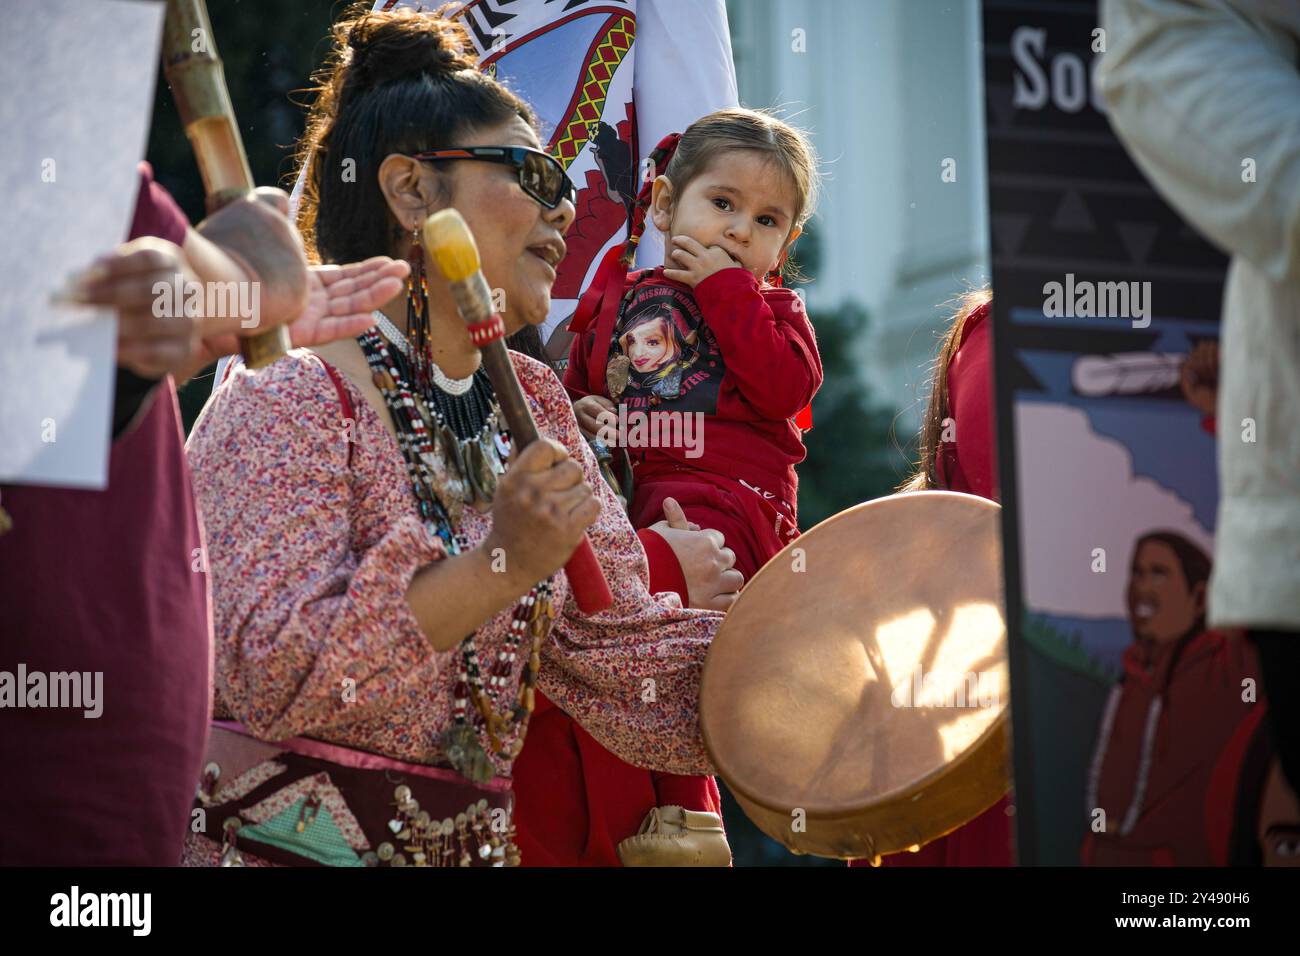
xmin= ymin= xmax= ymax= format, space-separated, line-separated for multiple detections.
xmin=193 ymin=725 xmax=518 ymax=868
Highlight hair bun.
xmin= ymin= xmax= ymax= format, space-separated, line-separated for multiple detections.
xmin=344 ymin=8 xmax=477 ymax=90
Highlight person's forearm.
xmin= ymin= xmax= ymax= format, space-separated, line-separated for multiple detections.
xmin=179 ymin=227 xmax=262 ymax=342
xmin=406 ymin=543 xmax=538 ymax=651
xmin=191 ymin=191 xmax=310 ymax=337
xmin=163 ymin=225 xmax=293 ymax=388
xmin=693 ymin=270 xmax=821 ymax=417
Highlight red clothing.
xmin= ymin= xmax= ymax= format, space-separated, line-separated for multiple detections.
xmin=524 ymin=265 xmax=820 ymax=866
xmin=1081 ymin=631 xmax=1259 ymax=866
xmin=511 ymin=528 xmax=723 ymax=866
xmin=1204 ymin=698 xmax=1269 ymax=866
xmin=935 ymin=302 xmax=997 ymax=501
xmin=522 ymin=265 xmax=820 ymax=866
xmin=854 ymin=299 xmax=1014 ymax=867
xmin=513 ymin=693 xmax=724 ymax=867
xmin=627 ymin=469 xmax=793 ymax=581
xmin=0 ymin=163 xmax=211 ymax=865
xmin=636 ymin=525 xmax=690 ymax=602
xmin=566 ymin=266 xmax=821 ymax=518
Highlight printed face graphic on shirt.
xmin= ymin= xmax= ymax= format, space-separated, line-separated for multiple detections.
xmin=607 ymin=282 xmax=723 ymax=414
xmin=620 ymin=315 xmax=679 ymax=374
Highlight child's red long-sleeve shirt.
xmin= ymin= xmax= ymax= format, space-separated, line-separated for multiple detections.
xmin=565 ymin=266 xmax=822 ymax=514
xmin=546 ymin=265 xmax=819 ymax=865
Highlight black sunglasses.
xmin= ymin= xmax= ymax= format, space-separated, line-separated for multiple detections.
xmin=411 ymin=146 xmax=577 ymax=210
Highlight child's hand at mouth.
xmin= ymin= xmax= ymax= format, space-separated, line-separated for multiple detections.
xmin=664 ymin=235 xmax=745 ymax=288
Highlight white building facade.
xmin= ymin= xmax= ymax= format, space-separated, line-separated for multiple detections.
xmin=726 ymin=0 xmax=989 ymax=427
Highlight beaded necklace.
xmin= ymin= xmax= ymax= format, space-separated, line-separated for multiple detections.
xmin=357 ymin=322 xmax=555 ymax=785
xmin=1085 ymin=634 xmax=1197 ymax=838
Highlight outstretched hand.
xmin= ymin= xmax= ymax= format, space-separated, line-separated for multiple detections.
xmin=193 ymin=257 xmax=410 ymax=374
xmin=65 ymin=177 xmax=411 ymax=386
xmin=296 ymin=258 xmax=412 ymax=347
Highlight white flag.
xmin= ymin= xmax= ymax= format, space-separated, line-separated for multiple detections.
xmin=287 ymin=0 xmax=737 ymax=345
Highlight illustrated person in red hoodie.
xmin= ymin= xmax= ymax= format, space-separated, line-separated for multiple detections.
xmin=1080 ymin=341 xmax=1265 ymax=866
xmin=561 ymin=108 xmax=822 ymax=864
xmin=1081 ymin=531 xmax=1262 ymax=866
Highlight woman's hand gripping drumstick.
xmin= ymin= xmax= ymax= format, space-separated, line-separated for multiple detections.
xmin=422 ymin=208 xmax=614 ymax=614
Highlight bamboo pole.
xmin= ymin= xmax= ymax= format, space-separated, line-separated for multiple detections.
xmin=161 ymin=0 xmax=290 ymax=368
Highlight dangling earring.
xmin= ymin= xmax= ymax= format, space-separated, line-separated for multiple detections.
xmin=407 ymin=220 xmax=432 ymax=391
xmin=764 ymin=250 xmax=788 ymax=288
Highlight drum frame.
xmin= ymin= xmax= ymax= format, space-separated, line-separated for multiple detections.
xmin=700 ymin=492 xmax=1011 ymax=862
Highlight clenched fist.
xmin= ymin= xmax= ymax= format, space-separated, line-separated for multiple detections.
xmin=484 ymin=438 xmax=603 ymax=588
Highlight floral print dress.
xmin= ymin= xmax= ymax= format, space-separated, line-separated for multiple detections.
xmin=181 ymin=348 xmax=721 ymax=865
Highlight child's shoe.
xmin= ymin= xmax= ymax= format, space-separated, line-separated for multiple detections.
xmin=616 ymin=805 xmax=732 ymax=866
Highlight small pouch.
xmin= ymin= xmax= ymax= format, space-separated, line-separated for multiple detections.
xmin=616 ymin=805 xmax=733 ymax=867
xmin=238 ymin=772 xmax=369 ymax=868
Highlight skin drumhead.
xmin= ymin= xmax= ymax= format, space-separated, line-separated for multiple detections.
xmin=700 ymin=492 xmax=1008 ymax=822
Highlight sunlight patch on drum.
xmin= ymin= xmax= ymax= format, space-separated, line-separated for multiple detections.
xmin=928 ymin=601 xmax=1007 ymax=697
xmin=871 ymin=607 xmax=934 ymax=687
xmin=937 ymin=708 xmax=999 ymax=762
xmin=939 ymin=602 xmax=1006 ymax=663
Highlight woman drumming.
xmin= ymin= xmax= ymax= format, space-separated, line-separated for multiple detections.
xmin=182 ymin=7 xmax=730 ymax=868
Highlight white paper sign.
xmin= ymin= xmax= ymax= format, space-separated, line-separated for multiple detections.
xmin=0 ymin=0 xmax=165 ymax=489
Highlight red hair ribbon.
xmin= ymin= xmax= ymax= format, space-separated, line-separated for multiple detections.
xmin=568 ymin=132 xmax=682 ymax=338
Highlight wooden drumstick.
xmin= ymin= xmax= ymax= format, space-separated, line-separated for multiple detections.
xmin=422 ymin=209 xmax=614 ymax=615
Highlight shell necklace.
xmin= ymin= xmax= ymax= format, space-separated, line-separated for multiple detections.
xmin=372 ymin=311 xmax=475 ymax=395
xmin=368 ymin=313 xmax=512 ymax=522
xmin=359 ymin=321 xmax=550 ymax=785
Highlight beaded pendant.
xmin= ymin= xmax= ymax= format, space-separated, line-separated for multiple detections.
xmin=357 ymin=328 xmax=555 ymax=784
xmin=441 ymin=724 xmax=495 ymax=786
